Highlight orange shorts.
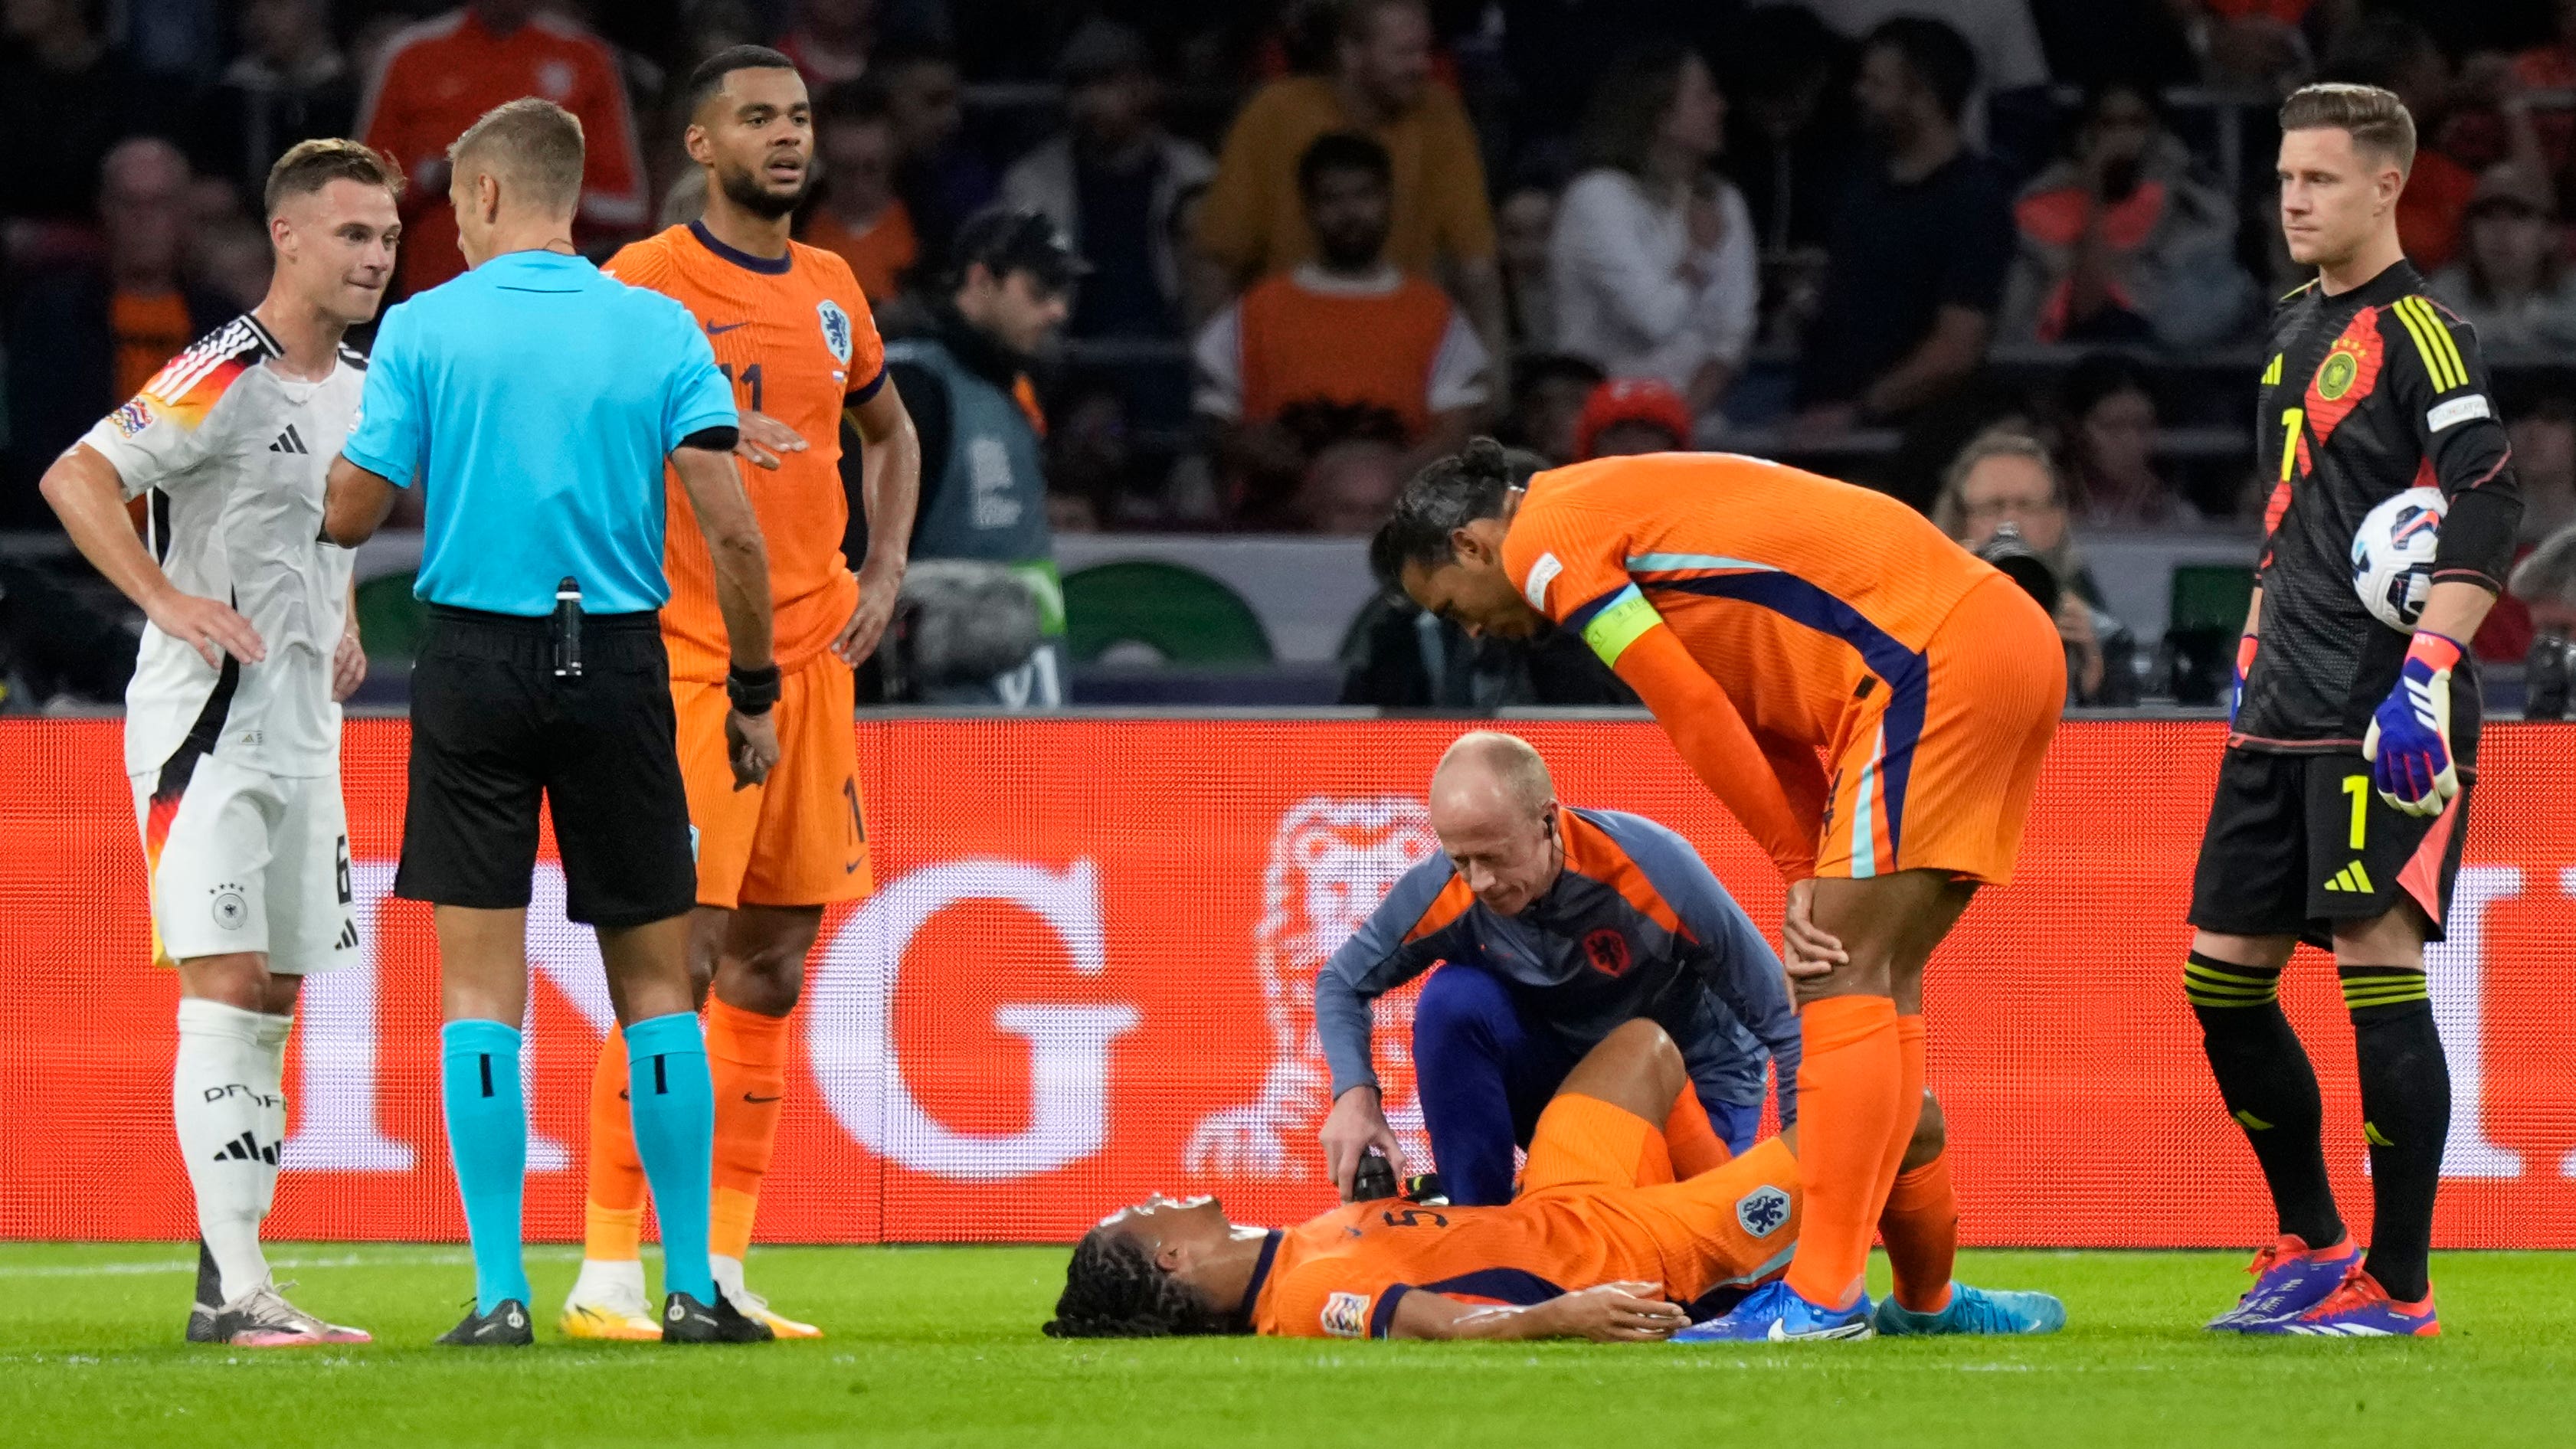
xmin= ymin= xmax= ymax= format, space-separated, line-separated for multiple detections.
xmin=1815 ymin=572 xmax=2063 ymax=885
xmin=673 ymin=656 xmax=871 ymax=910
xmin=1516 ymin=1094 xmax=1803 ymax=1305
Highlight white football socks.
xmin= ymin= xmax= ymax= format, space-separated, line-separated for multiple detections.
xmin=174 ymin=999 xmax=275 ymax=1303
xmin=250 ymin=1011 xmax=293 ymax=1219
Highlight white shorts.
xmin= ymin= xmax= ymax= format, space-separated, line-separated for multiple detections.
xmin=133 ymin=755 xmax=357 ymax=974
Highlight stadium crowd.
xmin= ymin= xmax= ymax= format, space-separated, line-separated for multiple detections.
xmin=5 ymin=0 xmax=2576 ymax=709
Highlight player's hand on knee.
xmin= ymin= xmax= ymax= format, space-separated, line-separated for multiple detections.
xmin=1550 ymin=1283 xmax=1687 ymax=1342
xmin=725 ymin=708 xmax=781 ymax=790
xmin=733 ymin=410 xmax=808 ymax=471
xmin=1782 ymin=877 xmax=1847 ymax=977
xmin=1321 ymin=1086 xmax=1403 ymax=1201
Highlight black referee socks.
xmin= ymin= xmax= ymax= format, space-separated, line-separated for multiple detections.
xmin=2342 ymin=965 xmax=2450 ymax=1303
xmin=2186 ymin=953 xmax=2345 ymax=1251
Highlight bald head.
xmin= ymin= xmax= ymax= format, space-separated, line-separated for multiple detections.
xmin=1428 ymin=733 xmax=1562 ymax=917
xmin=1431 ymin=731 xmax=1554 ymax=823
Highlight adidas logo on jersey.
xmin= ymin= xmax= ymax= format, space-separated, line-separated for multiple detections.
xmin=267 ymin=425 xmax=309 ymax=455
xmin=213 ymin=1130 xmax=279 ymax=1166
xmin=2325 ymin=862 xmax=2376 ymax=894
xmin=335 ymin=919 xmax=359 ymax=950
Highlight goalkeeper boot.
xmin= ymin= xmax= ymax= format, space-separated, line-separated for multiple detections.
xmin=437 ymin=1298 xmax=535 ymax=1347
xmin=714 ymin=1254 xmax=822 ymax=1339
xmin=1673 ymin=1279 xmax=1873 ymax=1343
xmin=2205 ymin=1233 xmax=2357 ymax=1332
xmin=560 ymin=1258 xmax=663 ymax=1341
xmin=185 ymin=1241 xmax=221 ymax=1343
xmin=662 ymin=1290 xmax=775 ymax=1344
xmin=208 ymin=1280 xmax=371 ymax=1347
xmin=1872 ymin=1284 xmax=2065 ymax=1336
xmin=2273 ymin=1267 xmax=2440 ymax=1338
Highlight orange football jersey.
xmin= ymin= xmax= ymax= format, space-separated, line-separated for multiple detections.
xmin=605 ymin=222 xmax=889 ymax=681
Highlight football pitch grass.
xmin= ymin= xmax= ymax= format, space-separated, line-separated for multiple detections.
xmin=3 ymin=1244 xmax=2571 ymax=1447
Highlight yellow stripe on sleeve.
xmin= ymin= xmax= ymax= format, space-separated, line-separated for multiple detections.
xmin=1580 ymin=585 xmax=1662 ymax=669
xmin=2394 ymin=297 xmax=2466 ymax=391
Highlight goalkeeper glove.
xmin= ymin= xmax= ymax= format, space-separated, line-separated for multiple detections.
xmin=2228 ymin=633 xmax=2257 ymax=728
xmin=2363 ymin=630 xmax=2465 ymax=817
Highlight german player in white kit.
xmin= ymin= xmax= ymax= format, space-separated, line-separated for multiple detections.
xmin=39 ymin=140 xmax=404 ymax=1347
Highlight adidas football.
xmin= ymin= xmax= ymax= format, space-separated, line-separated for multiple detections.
xmin=2351 ymin=486 xmax=2445 ymax=633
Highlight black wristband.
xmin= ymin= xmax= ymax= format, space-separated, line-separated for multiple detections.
xmin=727 ymin=663 xmax=781 ymax=715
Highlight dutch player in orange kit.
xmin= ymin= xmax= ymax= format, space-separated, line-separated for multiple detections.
xmin=563 ymin=46 xmax=921 ymax=1340
xmin=1373 ymin=441 xmax=2066 ymax=1339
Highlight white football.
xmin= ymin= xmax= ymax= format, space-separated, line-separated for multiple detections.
xmin=2350 ymin=486 xmax=2446 ymax=632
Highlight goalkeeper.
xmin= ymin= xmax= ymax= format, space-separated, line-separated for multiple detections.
xmin=2186 ymin=83 xmax=2521 ymax=1338
xmin=1045 ymin=1020 xmax=2060 ymax=1340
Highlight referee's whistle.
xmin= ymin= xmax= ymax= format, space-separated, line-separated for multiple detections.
xmin=553 ymin=577 xmax=583 ymax=679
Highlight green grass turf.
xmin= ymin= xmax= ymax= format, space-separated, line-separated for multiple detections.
xmin=2 ymin=1244 xmax=2571 ymax=1447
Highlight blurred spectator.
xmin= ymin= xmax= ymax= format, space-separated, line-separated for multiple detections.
xmin=1044 ymin=378 xmax=1132 ymax=530
xmin=2471 ymin=395 xmax=2576 ymax=661
xmin=999 ymin=19 xmax=1213 ymax=340
xmin=1797 ymin=0 xmax=2049 ymax=106
xmin=0 ymin=0 xmax=156 ymax=224
xmin=1550 ymin=41 xmax=1756 ymax=420
xmin=2426 ymin=165 xmax=2576 ymax=355
xmin=805 ymin=83 xmax=917 ymax=304
xmin=1791 ymin=17 xmax=2011 ymax=434
xmin=2057 ymin=352 xmax=2197 ymax=528
xmin=778 ymin=0 xmax=875 ymax=90
xmin=1502 ymin=353 xmax=1606 ymax=464
xmin=358 ymin=0 xmax=646 ymax=294
xmin=1193 ymin=133 xmax=1490 ymax=468
xmin=187 ymin=219 xmax=274 ymax=312
xmin=1933 ymin=426 xmax=2136 ymax=705
xmin=1723 ymin=5 xmax=1855 ymax=256
xmin=2509 ymin=522 xmax=2576 ymax=715
xmin=2028 ymin=0 xmax=2197 ymax=92
xmin=874 ymin=38 xmax=995 ymax=265
xmin=2001 ymin=82 xmax=2251 ymax=349
xmin=2316 ymin=16 xmax=2517 ymax=275
xmin=185 ymin=0 xmax=357 ymax=212
xmin=1295 ymin=437 xmax=1408 ymax=533
xmin=1190 ymin=0 xmax=1503 ymax=373
xmin=876 ymin=208 xmax=1080 ymax=708
xmin=2513 ymin=0 xmax=2576 ymax=194
xmin=1574 ymin=378 xmax=1692 ymax=460
xmin=2191 ymin=0 xmax=2314 ymax=90
xmin=5 ymin=139 xmax=228 ymax=523
xmin=1495 ymin=184 xmax=1556 ymax=351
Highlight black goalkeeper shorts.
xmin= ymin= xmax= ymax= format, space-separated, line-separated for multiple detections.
xmin=2188 ymin=747 xmax=2470 ymax=950
xmin=396 ymin=606 xmax=697 ymax=929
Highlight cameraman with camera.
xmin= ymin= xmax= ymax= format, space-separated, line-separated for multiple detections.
xmin=1932 ymin=427 xmax=2138 ymax=705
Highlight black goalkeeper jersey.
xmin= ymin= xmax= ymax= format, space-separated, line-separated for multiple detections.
xmin=2237 ymin=260 xmax=2520 ymax=765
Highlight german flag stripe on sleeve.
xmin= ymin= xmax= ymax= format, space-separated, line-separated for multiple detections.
xmin=2392 ymin=296 xmax=2466 ymax=392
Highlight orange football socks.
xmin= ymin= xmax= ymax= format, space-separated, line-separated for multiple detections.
xmin=583 ymin=1031 xmax=647 ymax=1261
xmin=1663 ymin=1089 xmax=1733 ymax=1180
xmin=706 ymin=997 xmax=793 ymax=1262
xmin=1877 ymin=1015 xmax=1956 ymax=1313
xmin=1782 ymin=994 xmax=1903 ymax=1310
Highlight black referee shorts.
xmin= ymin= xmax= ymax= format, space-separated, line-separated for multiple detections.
xmin=396 ymin=606 xmax=696 ymax=929
xmin=2188 ymin=747 xmax=2470 ymax=950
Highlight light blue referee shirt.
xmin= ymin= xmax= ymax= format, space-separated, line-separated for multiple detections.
xmin=342 ymin=249 xmax=737 ymax=617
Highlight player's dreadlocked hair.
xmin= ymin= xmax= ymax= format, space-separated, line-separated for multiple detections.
xmin=1043 ymin=1228 xmax=1238 ymax=1339
xmin=1368 ymin=437 xmax=1542 ymax=594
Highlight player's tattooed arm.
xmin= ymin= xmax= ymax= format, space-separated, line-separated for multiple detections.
xmin=1389 ymin=1281 xmax=1687 ymax=1342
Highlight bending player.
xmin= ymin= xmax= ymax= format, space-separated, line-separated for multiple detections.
xmin=1046 ymin=1020 xmax=2060 ymax=1340
xmin=39 ymin=140 xmax=404 ymax=1345
xmin=564 ymin=44 xmax=921 ymax=1339
xmin=1373 ymin=440 xmax=2064 ymax=1340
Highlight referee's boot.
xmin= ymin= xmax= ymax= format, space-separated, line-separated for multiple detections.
xmin=662 ymin=1289 xmax=775 ymax=1344
xmin=437 ymin=1298 xmax=535 ymax=1347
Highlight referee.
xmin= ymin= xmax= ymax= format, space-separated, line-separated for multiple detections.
xmin=2185 ymin=83 xmax=2521 ymax=1337
xmin=322 ymin=99 xmax=781 ymax=1347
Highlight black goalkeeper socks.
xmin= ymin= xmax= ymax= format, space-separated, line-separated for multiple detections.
xmin=2186 ymin=952 xmax=2345 ymax=1249
xmin=2342 ymin=966 xmax=2450 ymax=1303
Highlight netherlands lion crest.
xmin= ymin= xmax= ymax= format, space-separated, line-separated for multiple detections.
xmin=1736 ymin=1184 xmax=1791 ymax=1237
xmin=817 ymin=299 xmax=854 ymax=365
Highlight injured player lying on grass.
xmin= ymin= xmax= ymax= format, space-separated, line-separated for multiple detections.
xmin=1046 ymin=1021 xmax=2064 ymax=1341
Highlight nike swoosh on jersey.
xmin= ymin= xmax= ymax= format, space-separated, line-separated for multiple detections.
xmin=705 ymin=321 xmax=748 ymax=335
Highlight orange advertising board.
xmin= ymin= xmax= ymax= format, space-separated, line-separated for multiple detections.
xmin=2 ymin=717 xmax=2571 ymax=1247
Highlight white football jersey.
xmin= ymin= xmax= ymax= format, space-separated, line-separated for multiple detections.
xmin=77 ymin=315 xmax=365 ymax=780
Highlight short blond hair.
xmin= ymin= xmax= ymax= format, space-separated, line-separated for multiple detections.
xmin=448 ymin=97 xmax=586 ymax=214
xmin=2280 ymin=83 xmax=2417 ymax=172
xmin=265 ymin=137 xmax=404 ymax=217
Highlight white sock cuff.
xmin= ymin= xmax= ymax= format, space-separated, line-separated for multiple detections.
xmin=177 ymin=998 xmax=266 ymax=1042
xmin=253 ymin=1012 xmax=294 ymax=1054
